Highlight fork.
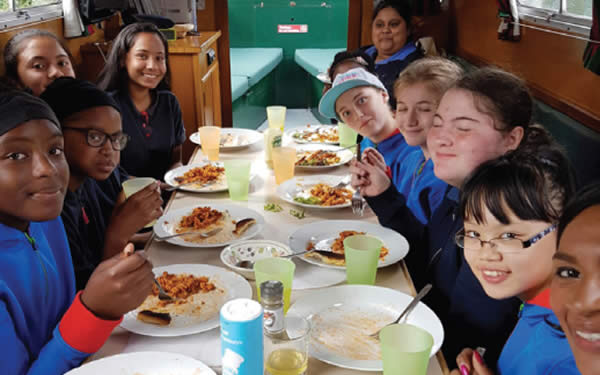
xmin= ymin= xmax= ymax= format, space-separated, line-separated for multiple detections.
xmin=154 ymin=279 xmax=174 ymax=301
xmin=351 ymin=142 xmax=365 ymax=216
xmin=154 ymin=227 xmax=223 ymax=241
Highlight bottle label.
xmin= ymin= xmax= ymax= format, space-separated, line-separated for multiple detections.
xmin=263 ymin=307 xmax=284 ymax=334
xmin=271 ymin=134 xmax=282 ymax=148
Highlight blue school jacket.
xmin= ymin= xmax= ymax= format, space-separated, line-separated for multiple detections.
xmin=392 ymin=149 xmax=448 ymax=224
xmin=498 ymin=291 xmax=580 ymax=375
xmin=366 ymin=186 xmax=521 ymax=367
xmin=0 ymin=219 xmax=119 ymax=374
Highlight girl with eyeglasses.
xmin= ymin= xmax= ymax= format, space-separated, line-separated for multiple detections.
xmin=550 ymin=183 xmax=600 ymax=375
xmin=40 ymin=77 xmax=163 ymax=290
xmin=97 ymin=23 xmax=185 ymax=181
xmin=350 ymin=67 xmax=560 ymax=368
xmin=450 ymin=149 xmax=578 ymax=375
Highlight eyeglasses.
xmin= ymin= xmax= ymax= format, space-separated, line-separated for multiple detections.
xmin=62 ymin=127 xmax=130 ymax=151
xmin=456 ymin=224 xmax=557 ymax=253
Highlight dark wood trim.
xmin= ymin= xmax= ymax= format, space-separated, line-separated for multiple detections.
xmin=456 ymin=47 xmax=600 ymax=133
xmin=347 ymin=0 xmax=362 ymax=50
xmin=214 ymin=1 xmax=233 ymax=128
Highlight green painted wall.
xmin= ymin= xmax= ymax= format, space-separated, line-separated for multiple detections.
xmin=228 ymin=0 xmax=348 ymax=107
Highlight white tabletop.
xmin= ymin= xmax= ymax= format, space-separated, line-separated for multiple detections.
xmin=89 ymin=132 xmax=449 ymax=375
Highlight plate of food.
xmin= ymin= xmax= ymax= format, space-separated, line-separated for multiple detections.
xmin=121 ymin=264 xmax=252 ymax=337
xmin=65 ymin=351 xmax=216 ymax=374
xmin=153 ymin=204 xmax=265 ymax=248
xmin=164 ymin=162 xmax=227 ymax=193
xmin=295 ymin=144 xmax=353 ymax=170
xmin=287 ymin=125 xmax=339 ymax=144
xmin=288 ymin=220 xmax=408 ymax=269
xmin=276 ymin=175 xmax=354 ymax=209
xmin=288 ymin=285 xmax=444 ymax=372
xmin=190 ymin=128 xmax=262 ymax=151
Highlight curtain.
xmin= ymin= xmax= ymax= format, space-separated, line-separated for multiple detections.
xmin=583 ymin=0 xmax=600 ymax=75
xmin=497 ymin=0 xmax=521 ymax=41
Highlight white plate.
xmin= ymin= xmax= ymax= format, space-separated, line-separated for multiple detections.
xmin=294 ymin=144 xmax=354 ymax=170
xmin=65 ymin=351 xmax=216 ymax=375
xmin=220 ymin=239 xmax=293 ymax=280
xmin=190 ymin=128 xmax=262 ymax=151
xmin=276 ymin=175 xmax=353 ymax=209
xmin=121 ymin=264 xmax=252 ymax=337
xmin=288 ymin=220 xmax=408 ymax=269
xmin=287 ymin=125 xmax=339 ymax=145
xmin=164 ymin=162 xmax=227 ymax=193
xmin=153 ymin=204 xmax=265 ymax=248
xmin=288 ymin=285 xmax=444 ymax=372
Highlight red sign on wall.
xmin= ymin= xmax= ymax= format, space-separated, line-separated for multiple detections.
xmin=277 ymin=24 xmax=308 ymax=33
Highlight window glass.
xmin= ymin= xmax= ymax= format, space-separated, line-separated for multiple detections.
xmin=520 ymin=0 xmax=560 ymax=11
xmin=566 ymin=0 xmax=593 ymax=18
xmin=16 ymin=0 xmax=59 ymax=8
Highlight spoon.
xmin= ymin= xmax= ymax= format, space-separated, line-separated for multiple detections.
xmin=369 ymin=283 xmax=433 ymax=339
xmin=154 ymin=227 xmax=223 ymax=241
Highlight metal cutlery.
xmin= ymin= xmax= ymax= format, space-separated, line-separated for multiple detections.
xmin=351 ymin=141 xmax=366 ymax=216
xmin=162 ymin=180 xmax=218 ymax=191
xmin=154 ymin=279 xmax=175 ymax=301
xmin=154 ymin=227 xmax=223 ymax=241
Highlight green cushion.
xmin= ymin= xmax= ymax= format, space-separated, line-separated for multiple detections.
xmin=230 ymin=48 xmax=283 ymax=86
xmin=294 ymin=48 xmax=345 ymax=77
xmin=231 ymin=75 xmax=249 ymax=102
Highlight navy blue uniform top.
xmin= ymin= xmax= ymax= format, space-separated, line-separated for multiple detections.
xmin=366 ymin=185 xmax=521 ymax=368
xmin=363 ymin=42 xmax=423 ymax=108
xmin=61 ymin=167 xmax=127 ymax=290
xmin=110 ymin=90 xmax=186 ymax=180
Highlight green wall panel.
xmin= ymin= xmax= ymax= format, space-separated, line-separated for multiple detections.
xmin=228 ymin=0 xmax=348 ymax=107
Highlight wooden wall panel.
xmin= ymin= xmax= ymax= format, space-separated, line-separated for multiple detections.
xmin=452 ymin=0 xmax=600 ymax=131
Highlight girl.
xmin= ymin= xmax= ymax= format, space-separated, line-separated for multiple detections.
xmin=41 ymin=77 xmax=163 ymax=290
xmin=3 ymin=29 xmax=76 ymax=95
xmin=551 ymin=183 xmax=600 ymax=375
xmin=451 ymin=149 xmax=577 ymax=375
xmin=0 ymin=87 xmax=154 ymax=374
xmin=363 ymin=57 xmax=462 ymax=224
xmin=350 ymin=67 xmax=548 ymax=367
xmin=319 ymin=67 xmax=418 ymax=181
xmin=97 ymin=22 xmax=185 ymax=181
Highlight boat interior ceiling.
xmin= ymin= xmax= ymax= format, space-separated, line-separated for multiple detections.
xmin=0 ymin=0 xmax=598 ymax=183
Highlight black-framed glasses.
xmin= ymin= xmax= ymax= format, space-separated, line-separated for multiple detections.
xmin=455 ymin=224 xmax=557 ymax=253
xmin=62 ymin=127 xmax=130 ymax=151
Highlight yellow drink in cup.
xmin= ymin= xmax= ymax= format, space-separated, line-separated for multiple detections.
xmin=198 ymin=126 xmax=221 ymax=161
xmin=254 ymin=257 xmax=295 ymax=313
xmin=122 ymin=177 xmax=156 ymax=228
xmin=267 ymin=106 xmax=286 ymax=131
xmin=264 ymin=316 xmax=310 ymax=375
xmin=272 ymin=147 xmax=296 ymax=185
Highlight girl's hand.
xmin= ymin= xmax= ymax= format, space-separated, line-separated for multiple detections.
xmin=454 ymin=348 xmax=493 ymax=375
xmin=362 ymin=147 xmax=387 ymax=173
xmin=349 ymin=158 xmax=391 ymax=197
xmin=81 ymin=244 xmax=154 ymax=320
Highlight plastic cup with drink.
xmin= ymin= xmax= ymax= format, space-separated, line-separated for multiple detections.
xmin=272 ymin=147 xmax=296 ymax=185
xmin=266 ymin=106 xmax=286 ymax=131
xmin=224 ymin=160 xmax=252 ymax=201
xmin=343 ymin=235 xmax=382 ymax=285
xmin=254 ymin=258 xmax=295 ymax=313
xmin=198 ymin=126 xmax=221 ymax=161
xmin=122 ymin=177 xmax=156 ymax=228
xmin=380 ymin=323 xmax=434 ymax=375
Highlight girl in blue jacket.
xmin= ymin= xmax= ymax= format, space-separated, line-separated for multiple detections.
xmin=551 ymin=183 xmax=600 ymax=375
xmin=350 ymin=67 xmax=550 ymax=367
xmin=362 ymin=57 xmax=462 ymax=224
xmin=451 ymin=149 xmax=578 ymax=375
xmin=0 ymin=87 xmax=155 ymax=375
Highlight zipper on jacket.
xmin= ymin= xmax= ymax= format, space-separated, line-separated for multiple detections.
xmin=25 ymin=231 xmax=49 ymax=298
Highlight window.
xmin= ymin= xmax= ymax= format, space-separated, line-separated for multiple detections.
xmin=0 ymin=0 xmax=63 ymax=29
xmin=518 ymin=0 xmax=593 ymax=35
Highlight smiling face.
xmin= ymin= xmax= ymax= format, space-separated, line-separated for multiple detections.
xmin=395 ymin=82 xmax=438 ymax=150
xmin=0 ymin=119 xmax=69 ymax=230
xmin=371 ymin=7 xmax=409 ymax=59
xmin=463 ymin=203 xmax=556 ymax=301
xmin=62 ymin=106 xmax=122 ymax=187
xmin=551 ymin=205 xmax=600 ymax=375
xmin=16 ymin=36 xmax=76 ymax=96
xmin=124 ymin=32 xmax=167 ymax=91
xmin=335 ymin=86 xmax=393 ymax=143
xmin=427 ymin=88 xmax=523 ymax=187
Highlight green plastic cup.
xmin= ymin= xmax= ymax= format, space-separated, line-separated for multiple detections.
xmin=338 ymin=122 xmax=358 ymax=148
xmin=224 ymin=160 xmax=252 ymax=201
xmin=266 ymin=106 xmax=286 ymax=131
xmin=380 ymin=324 xmax=434 ymax=375
xmin=343 ymin=235 xmax=381 ymax=285
xmin=254 ymin=258 xmax=295 ymax=313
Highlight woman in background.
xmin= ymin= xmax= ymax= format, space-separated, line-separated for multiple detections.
xmin=97 ymin=22 xmax=185 ymax=181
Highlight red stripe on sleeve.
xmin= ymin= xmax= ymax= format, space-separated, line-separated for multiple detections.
xmin=385 ymin=166 xmax=393 ymax=179
xmin=59 ymin=291 xmax=122 ymax=354
xmin=528 ymin=288 xmax=551 ymax=309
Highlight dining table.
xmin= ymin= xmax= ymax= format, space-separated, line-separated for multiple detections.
xmin=89 ymin=126 xmax=450 ymax=375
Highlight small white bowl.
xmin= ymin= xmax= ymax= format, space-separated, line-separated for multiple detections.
xmin=220 ymin=240 xmax=293 ymax=280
